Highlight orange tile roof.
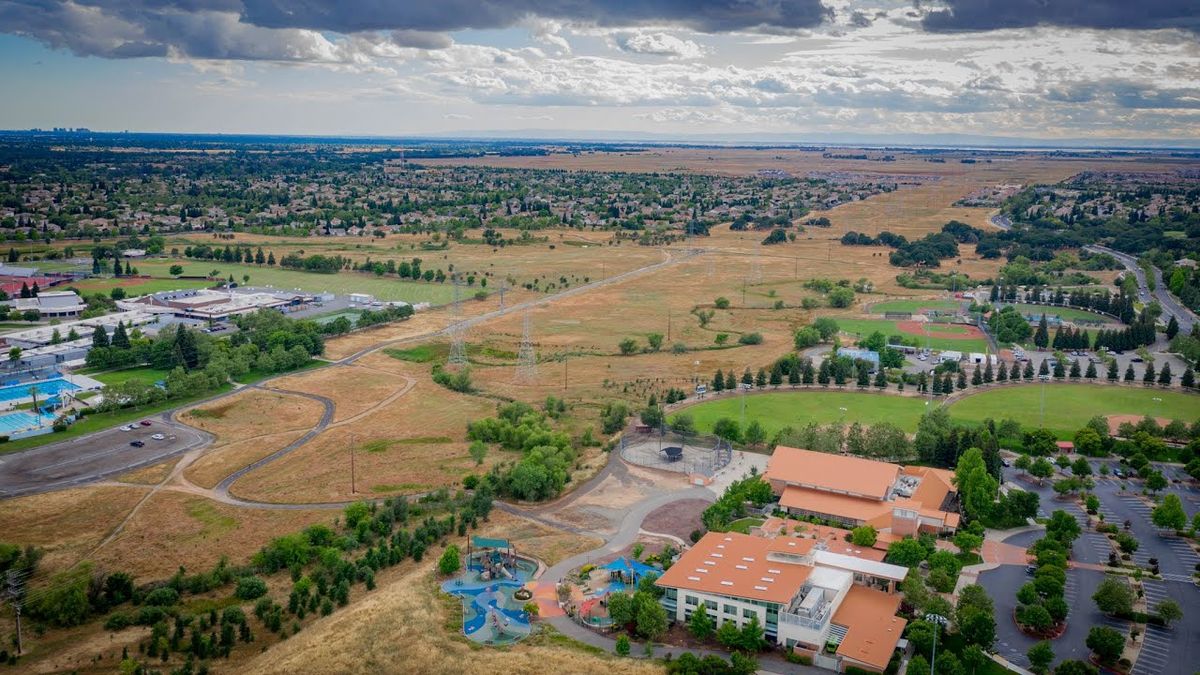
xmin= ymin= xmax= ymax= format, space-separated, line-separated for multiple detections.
xmin=767 ymin=447 xmax=900 ymax=499
xmin=904 ymin=466 xmax=955 ymax=511
xmin=833 ymin=586 xmax=907 ymax=671
xmin=656 ymin=532 xmax=811 ymax=605
xmin=780 ymin=485 xmax=892 ymax=524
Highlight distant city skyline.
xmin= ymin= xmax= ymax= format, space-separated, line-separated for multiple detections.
xmin=0 ymin=1 xmax=1197 ymax=143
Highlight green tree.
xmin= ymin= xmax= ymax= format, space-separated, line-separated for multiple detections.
xmin=886 ymin=538 xmax=928 ymax=567
xmin=615 ymin=634 xmax=630 ymax=656
xmin=618 ymin=337 xmax=639 ymax=355
xmin=738 ymin=615 xmax=767 ymax=652
xmin=1155 ymin=599 xmax=1182 ymax=626
xmin=608 ymin=593 xmax=635 ymax=626
xmin=1085 ymin=626 xmax=1124 ymax=665
xmin=850 ymin=525 xmax=877 ymax=547
xmin=716 ymin=619 xmax=741 ymax=648
xmin=1092 ymin=577 xmax=1133 ymax=615
xmin=636 ymin=594 xmax=668 ymax=641
xmin=687 ymin=605 xmax=714 ymax=640
xmin=743 ymin=420 xmax=766 ymax=447
xmin=1151 ymin=493 xmax=1187 ymax=531
xmin=438 ymin=545 xmax=460 ymax=575
xmin=1028 ymin=640 xmax=1055 ymax=675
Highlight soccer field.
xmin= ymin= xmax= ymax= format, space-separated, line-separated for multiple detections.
xmin=946 ymin=384 xmax=1199 ymax=439
xmin=675 ymin=390 xmax=932 ymax=437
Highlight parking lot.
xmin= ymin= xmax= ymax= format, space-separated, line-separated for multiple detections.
xmin=0 ymin=415 xmax=209 ymax=497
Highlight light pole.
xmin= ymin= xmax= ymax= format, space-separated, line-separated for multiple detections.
xmin=925 ymin=612 xmax=948 ymax=675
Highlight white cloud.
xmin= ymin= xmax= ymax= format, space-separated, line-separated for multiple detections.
xmin=615 ymin=32 xmax=706 ymax=59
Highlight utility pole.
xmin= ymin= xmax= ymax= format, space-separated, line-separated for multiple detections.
xmin=563 ymin=355 xmax=568 ymax=391
xmin=667 ymin=310 xmax=672 ymax=342
xmin=350 ymin=435 xmax=357 ymax=495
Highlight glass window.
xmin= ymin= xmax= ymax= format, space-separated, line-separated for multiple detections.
xmin=743 ymin=609 xmax=756 ymax=619
xmin=705 ymin=600 xmax=717 ymax=610
xmin=685 ymin=595 xmax=698 ymax=606
xmin=724 ymin=604 xmax=737 ymax=615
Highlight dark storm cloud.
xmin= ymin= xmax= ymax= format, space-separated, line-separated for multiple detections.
xmin=923 ymin=0 xmax=1200 ymax=32
xmin=238 ymin=0 xmax=833 ymax=34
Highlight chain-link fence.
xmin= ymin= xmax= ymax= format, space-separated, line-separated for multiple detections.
xmin=620 ymin=429 xmax=732 ymax=477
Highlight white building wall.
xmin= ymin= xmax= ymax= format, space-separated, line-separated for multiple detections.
xmin=674 ymin=589 xmax=770 ymax=634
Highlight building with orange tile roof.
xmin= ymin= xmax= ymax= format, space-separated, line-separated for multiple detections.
xmin=766 ymin=446 xmax=960 ymax=535
xmin=656 ymin=532 xmax=908 ymax=670
xmin=833 ymin=586 xmax=909 ymax=673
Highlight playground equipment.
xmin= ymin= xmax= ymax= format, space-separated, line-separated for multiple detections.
xmin=468 ymin=536 xmax=519 ymax=581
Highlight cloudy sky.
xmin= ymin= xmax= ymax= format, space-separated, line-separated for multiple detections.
xmin=0 ymin=0 xmax=1197 ymax=143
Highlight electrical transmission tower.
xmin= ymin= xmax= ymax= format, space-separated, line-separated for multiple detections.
xmin=498 ymin=278 xmax=511 ymax=309
xmin=515 ymin=312 xmax=537 ymax=383
xmin=447 ymin=278 xmax=467 ymax=368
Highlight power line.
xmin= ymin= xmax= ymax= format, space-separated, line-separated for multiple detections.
xmin=515 ymin=312 xmax=537 ymax=384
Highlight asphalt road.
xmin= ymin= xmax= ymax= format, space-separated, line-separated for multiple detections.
xmin=1085 ymin=244 xmax=1197 ymax=334
xmin=0 ymin=414 xmax=210 ymax=498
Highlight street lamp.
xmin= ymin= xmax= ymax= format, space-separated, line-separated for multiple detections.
xmin=925 ymin=613 xmax=949 ymax=675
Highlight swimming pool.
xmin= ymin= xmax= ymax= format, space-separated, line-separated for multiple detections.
xmin=0 ymin=410 xmax=56 ymax=434
xmin=0 ymin=378 xmax=80 ymax=403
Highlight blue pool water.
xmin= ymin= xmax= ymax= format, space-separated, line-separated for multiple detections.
xmin=0 ymin=378 xmax=79 ymax=403
xmin=0 ymin=410 xmax=55 ymax=434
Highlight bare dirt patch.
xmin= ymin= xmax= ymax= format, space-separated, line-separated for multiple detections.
xmin=641 ymin=499 xmax=709 ymax=541
xmin=897 ymin=320 xmax=986 ymax=340
xmin=1105 ymin=414 xmax=1173 ymax=436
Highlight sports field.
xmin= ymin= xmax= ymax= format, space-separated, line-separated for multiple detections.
xmin=675 ymin=384 xmax=1198 ymax=442
xmin=835 ymin=317 xmax=991 ymax=352
xmin=127 ymin=260 xmax=459 ymax=304
xmin=675 ymin=390 xmax=931 ymax=437
xmin=946 ymin=384 xmax=1199 ymax=439
xmin=871 ymin=299 xmax=961 ymax=314
xmin=1003 ymin=303 xmax=1118 ymax=324
xmin=69 ymin=276 xmax=215 ymax=296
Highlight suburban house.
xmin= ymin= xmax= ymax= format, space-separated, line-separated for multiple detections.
xmin=656 ymin=531 xmax=909 ymax=673
xmin=765 ymin=446 xmax=960 ymax=535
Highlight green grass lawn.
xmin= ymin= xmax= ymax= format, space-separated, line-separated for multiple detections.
xmin=131 ymin=260 xmax=458 ymax=304
xmin=69 ymin=277 xmax=215 ymax=296
xmin=871 ymin=299 xmax=961 ymax=314
xmin=675 ymin=390 xmax=932 ymax=437
xmin=835 ymin=318 xmax=990 ymax=353
xmin=727 ymin=517 xmax=766 ymax=534
xmin=87 ymin=366 xmax=170 ymax=387
xmin=946 ymin=384 xmax=1200 ymax=439
xmin=1005 ymin=303 xmax=1118 ymax=324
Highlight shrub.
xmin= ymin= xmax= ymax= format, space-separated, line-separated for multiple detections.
xmin=615 ymin=634 xmax=631 ymax=656
xmin=103 ymin=612 xmax=132 ymax=631
xmin=235 ymin=576 xmax=268 ymax=600
xmin=143 ymin=587 xmax=180 ymax=607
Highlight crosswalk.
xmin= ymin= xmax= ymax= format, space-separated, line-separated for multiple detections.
xmin=1131 ymin=623 xmax=1174 ymax=675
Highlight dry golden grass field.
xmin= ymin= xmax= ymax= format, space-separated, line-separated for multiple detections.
xmin=6 ymin=149 xmax=1180 ymax=674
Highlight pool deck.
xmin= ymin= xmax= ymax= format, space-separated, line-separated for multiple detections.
xmin=0 ymin=373 xmax=102 ymax=412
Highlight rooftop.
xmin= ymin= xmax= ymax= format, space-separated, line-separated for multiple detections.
xmin=779 ymin=485 xmax=892 ymax=526
xmin=767 ymin=446 xmax=900 ymax=500
xmin=833 ymin=586 xmax=907 ymax=671
xmin=656 ymin=532 xmax=812 ymax=605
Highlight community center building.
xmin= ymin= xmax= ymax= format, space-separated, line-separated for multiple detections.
xmin=765 ymin=446 xmax=960 ymax=535
xmin=656 ymin=531 xmax=909 ymax=673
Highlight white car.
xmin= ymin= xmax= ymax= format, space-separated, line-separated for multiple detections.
xmin=151 ymin=433 xmax=166 ymax=441
xmin=119 ymin=425 xmax=134 ymax=432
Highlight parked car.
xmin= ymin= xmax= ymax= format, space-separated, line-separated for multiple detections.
xmin=129 ymin=440 xmax=145 ymax=447
xmin=119 ymin=425 xmax=134 ymax=432
xmin=151 ymin=433 xmax=166 ymax=441
xmin=139 ymin=420 xmax=152 ymax=426
xmin=1131 ymin=357 xmax=1144 ymax=363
